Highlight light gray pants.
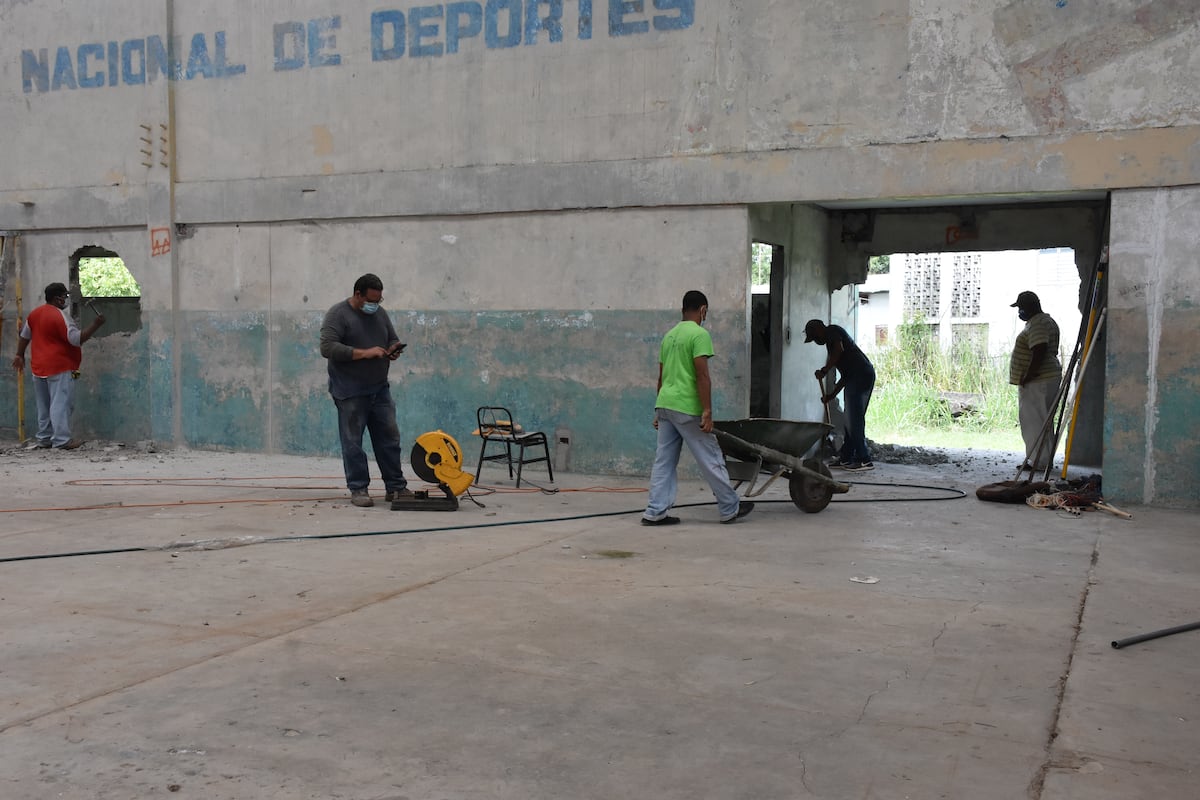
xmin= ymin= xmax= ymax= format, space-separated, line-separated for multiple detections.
xmin=644 ymin=407 xmax=741 ymax=522
xmin=33 ymin=371 xmax=76 ymax=447
xmin=1019 ymin=379 xmax=1058 ymax=469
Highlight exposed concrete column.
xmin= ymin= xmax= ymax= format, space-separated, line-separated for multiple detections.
xmin=145 ymin=0 xmax=180 ymax=445
xmin=1106 ymin=186 xmax=1200 ymax=506
xmin=780 ymin=204 xmax=833 ymax=423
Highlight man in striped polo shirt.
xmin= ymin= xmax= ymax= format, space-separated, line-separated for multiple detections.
xmin=1008 ymin=291 xmax=1062 ymax=471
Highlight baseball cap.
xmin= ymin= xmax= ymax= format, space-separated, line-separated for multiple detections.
xmin=1010 ymin=291 xmax=1039 ymax=308
xmin=803 ymin=319 xmax=824 ymax=342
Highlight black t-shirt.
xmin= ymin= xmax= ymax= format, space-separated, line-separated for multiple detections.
xmin=826 ymin=324 xmax=872 ymax=380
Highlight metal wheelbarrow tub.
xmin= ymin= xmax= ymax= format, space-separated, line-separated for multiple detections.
xmin=713 ymin=418 xmax=851 ymax=513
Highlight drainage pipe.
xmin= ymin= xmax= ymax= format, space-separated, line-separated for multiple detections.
xmin=1111 ymin=620 xmax=1200 ymax=649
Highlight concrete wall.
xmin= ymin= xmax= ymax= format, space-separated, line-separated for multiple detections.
xmin=1 ymin=1 xmax=1198 ymax=504
xmin=1107 ymin=186 xmax=1200 ymax=507
xmin=4 ymin=1 xmax=1199 ymax=225
xmin=2 ymin=207 xmax=753 ymax=475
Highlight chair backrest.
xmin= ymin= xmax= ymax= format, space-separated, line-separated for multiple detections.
xmin=477 ymin=406 xmax=517 ymax=438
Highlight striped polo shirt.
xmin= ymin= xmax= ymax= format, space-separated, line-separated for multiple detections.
xmin=1009 ymin=312 xmax=1062 ymax=385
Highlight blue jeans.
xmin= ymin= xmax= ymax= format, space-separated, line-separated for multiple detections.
xmin=33 ymin=371 xmax=76 ymax=447
xmin=839 ymin=368 xmax=875 ymax=464
xmin=644 ymin=407 xmax=741 ymax=522
xmin=333 ymin=386 xmax=408 ymax=493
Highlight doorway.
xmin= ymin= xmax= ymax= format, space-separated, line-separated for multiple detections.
xmin=750 ymin=241 xmax=784 ymax=418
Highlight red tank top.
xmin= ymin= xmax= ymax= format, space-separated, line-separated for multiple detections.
xmin=26 ymin=303 xmax=82 ymax=376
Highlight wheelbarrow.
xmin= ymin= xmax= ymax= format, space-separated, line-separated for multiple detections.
xmin=713 ymin=419 xmax=851 ymax=513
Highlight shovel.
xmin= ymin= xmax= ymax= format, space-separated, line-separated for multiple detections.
xmin=816 ymin=374 xmax=837 ymax=460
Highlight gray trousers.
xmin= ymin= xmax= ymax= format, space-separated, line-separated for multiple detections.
xmin=1019 ymin=379 xmax=1059 ymax=469
xmin=644 ymin=407 xmax=741 ymax=522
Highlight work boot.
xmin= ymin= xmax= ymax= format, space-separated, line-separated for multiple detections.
xmin=720 ymin=502 xmax=755 ymax=524
xmin=386 ymin=489 xmax=415 ymax=502
xmin=350 ymin=490 xmax=374 ymax=508
xmin=55 ymin=439 xmax=84 ymax=450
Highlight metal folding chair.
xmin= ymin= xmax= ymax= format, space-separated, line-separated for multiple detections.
xmin=475 ymin=406 xmax=554 ymax=488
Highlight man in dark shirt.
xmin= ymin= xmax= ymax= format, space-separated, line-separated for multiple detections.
xmin=805 ymin=319 xmax=876 ymax=471
xmin=319 ymin=274 xmax=413 ymax=507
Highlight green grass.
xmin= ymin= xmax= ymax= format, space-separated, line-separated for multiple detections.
xmin=865 ymin=318 xmax=1024 ymax=453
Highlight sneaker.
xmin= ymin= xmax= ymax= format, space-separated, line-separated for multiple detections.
xmin=35 ymin=440 xmax=52 ymax=449
xmin=842 ymin=461 xmax=874 ymax=472
xmin=720 ymin=502 xmax=755 ymax=524
xmin=55 ymin=439 xmax=84 ymax=450
xmin=640 ymin=515 xmax=681 ymax=526
xmin=385 ymin=489 xmax=415 ymax=502
xmin=350 ymin=490 xmax=374 ymax=508
xmin=825 ymin=458 xmax=848 ymax=470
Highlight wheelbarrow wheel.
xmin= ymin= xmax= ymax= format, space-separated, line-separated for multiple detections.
xmin=789 ymin=459 xmax=834 ymax=513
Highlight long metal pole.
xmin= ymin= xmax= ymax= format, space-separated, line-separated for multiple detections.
xmin=1112 ymin=620 xmax=1200 ymax=649
xmin=1062 ymin=261 xmax=1106 ymax=475
xmin=0 ymin=235 xmax=6 ymax=376
xmin=14 ymin=237 xmax=25 ymax=442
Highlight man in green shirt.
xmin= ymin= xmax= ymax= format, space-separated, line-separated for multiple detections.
xmin=642 ymin=290 xmax=753 ymax=526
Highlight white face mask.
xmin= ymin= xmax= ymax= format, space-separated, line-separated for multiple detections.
xmin=361 ymin=302 xmax=380 ymax=315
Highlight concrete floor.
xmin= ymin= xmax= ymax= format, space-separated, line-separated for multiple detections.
xmin=0 ymin=442 xmax=1195 ymax=800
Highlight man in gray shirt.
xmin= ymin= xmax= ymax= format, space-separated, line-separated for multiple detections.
xmin=319 ymin=273 xmax=413 ymax=507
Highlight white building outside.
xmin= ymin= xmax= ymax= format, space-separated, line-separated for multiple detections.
xmin=858 ymin=249 xmax=1084 ymax=366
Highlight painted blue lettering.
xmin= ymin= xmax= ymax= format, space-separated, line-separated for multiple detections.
xmin=652 ymin=0 xmax=692 ymax=30
xmin=21 ymin=49 xmax=49 ymax=94
xmin=578 ymin=0 xmax=592 ymax=39
xmin=78 ymin=43 xmax=105 ymax=88
xmin=122 ymin=39 xmax=146 ymax=85
xmin=274 ymin=22 xmax=307 ymax=71
xmin=609 ymin=0 xmax=648 ymax=36
xmin=107 ymin=42 xmax=119 ymax=87
xmin=52 ymin=46 xmax=77 ymax=90
xmin=147 ymin=35 xmax=183 ymax=82
xmin=410 ymin=6 xmax=444 ymax=57
xmin=446 ymin=3 xmax=483 ymax=53
xmin=485 ymin=0 xmax=521 ymax=48
xmin=524 ymin=0 xmax=563 ymax=44
xmin=213 ymin=32 xmax=246 ymax=76
xmin=308 ymin=17 xmax=342 ymax=67
xmin=186 ymin=33 xmax=214 ymax=79
xmin=371 ymin=10 xmax=407 ymax=60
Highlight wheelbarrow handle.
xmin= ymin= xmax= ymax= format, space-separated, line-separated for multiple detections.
xmin=713 ymin=429 xmax=850 ymax=494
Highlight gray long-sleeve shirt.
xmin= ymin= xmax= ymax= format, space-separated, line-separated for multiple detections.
xmin=319 ymin=300 xmax=401 ymax=400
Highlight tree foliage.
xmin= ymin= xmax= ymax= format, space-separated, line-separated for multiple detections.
xmin=751 ymin=243 xmax=773 ymax=287
xmin=79 ymin=257 xmax=141 ymax=297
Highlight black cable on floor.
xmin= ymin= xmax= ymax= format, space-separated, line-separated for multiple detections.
xmin=0 ymin=480 xmax=966 ymax=563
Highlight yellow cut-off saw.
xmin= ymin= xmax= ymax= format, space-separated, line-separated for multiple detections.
xmin=391 ymin=430 xmax=474 ymax=511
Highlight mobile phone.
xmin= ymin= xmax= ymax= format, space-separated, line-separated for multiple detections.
xmin=389 ymin=342 xmax=407 ymax=354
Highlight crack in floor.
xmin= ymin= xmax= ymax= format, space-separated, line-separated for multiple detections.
xmin=1027 ymin=533 xmax=1102 ymax=798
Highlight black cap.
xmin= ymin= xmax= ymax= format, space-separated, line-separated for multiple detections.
xmin=1011 ymin=291 xmax=1039 ymax=309
xmin=803 ymin=319 xmax=824 ymax=342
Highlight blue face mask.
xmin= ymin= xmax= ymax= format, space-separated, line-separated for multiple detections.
xmin=361 ymin=302 xmax=380 ymax=315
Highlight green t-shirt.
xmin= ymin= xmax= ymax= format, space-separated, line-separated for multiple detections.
xmin=656 ymin=320 xmax=715 ymax=416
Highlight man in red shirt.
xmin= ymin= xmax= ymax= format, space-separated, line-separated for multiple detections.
xmin=10 ymin=282 xmax=105 ymax=449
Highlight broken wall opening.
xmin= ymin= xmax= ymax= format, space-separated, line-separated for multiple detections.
xmin=820 ymin=198 xmax=1108 ymax=467
xmin=70 ymin=245 xmax=142 ymax=335
xmin=858 ymin=248 xmax=1083 ymax=457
